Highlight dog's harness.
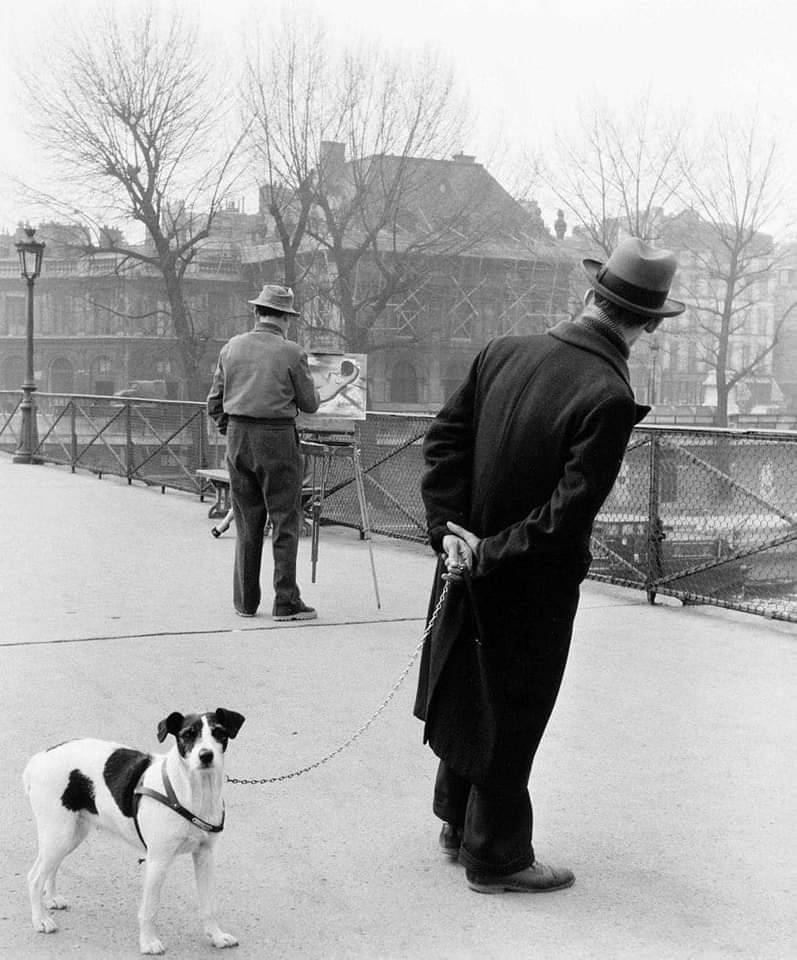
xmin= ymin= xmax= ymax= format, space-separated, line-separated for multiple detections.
xmin=132 ymin=762 xmax=225 ymax=849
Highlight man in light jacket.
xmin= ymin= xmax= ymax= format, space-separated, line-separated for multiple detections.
xmin=207 ymin=284 xmax=320 ymax=620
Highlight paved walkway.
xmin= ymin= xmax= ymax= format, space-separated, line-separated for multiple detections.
xmin=1 ymin=457 xmax=794 ymax=960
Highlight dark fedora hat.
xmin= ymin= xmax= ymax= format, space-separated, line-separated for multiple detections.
xmin=248 ymin=283 xmax=301 ymax=316
xmin=582 ymin=237 xmax=685 ymax=318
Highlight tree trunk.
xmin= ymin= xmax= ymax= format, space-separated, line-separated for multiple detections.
xmin=714 ymin=368 xmax=729 ymax=427
xmin=714 ymin=307 xmax=731 ymax=428
xmin=163 ymin=269 xmax=205 ymax=401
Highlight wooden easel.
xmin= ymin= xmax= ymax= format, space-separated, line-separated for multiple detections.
xmin=300 ymin=429 xmax=381 ymax=608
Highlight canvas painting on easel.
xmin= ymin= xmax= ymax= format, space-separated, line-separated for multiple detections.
xmin=299 ymin=353 xmax=367 ymax=432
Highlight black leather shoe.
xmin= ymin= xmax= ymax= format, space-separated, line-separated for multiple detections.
xmin=466 ymin=861 xmax=575 ymax=894
xmin=273 ymin=599 xmax=317 ymax=621
xmin=438 ymin=822 xmax=463 ymax=860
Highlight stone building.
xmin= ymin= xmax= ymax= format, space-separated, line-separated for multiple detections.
xmin=4 ymin=166 xmax=793 ymax=424
xmin=773 ymin=241 xmax=797 ymax=412
xmin=558 ymin=209 xmax=790 ymax=423
xmin=242 ymin=149 xmax=573 ymax=411
xmin=657 ymin=209 xmax=782 ymax=417
xmin=0 ymin=205 xmax=260 ymax=400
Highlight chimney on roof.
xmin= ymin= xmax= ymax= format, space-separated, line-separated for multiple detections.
xmin=451 ymin=152 xmax=476 ymax=163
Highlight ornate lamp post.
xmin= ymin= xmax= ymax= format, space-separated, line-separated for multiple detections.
xmin=13 ymin=225 xmax=46 ymax=464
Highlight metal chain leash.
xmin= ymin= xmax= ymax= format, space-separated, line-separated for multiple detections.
xmin=226 ymin=579 xmax=450 ymax=786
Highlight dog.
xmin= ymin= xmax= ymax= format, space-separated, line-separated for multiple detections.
xmin=23 ymin=708 xmax=245 ymax=955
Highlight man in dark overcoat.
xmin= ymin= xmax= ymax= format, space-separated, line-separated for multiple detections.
xmin=414 ymin=238 xmax=685 ymax=894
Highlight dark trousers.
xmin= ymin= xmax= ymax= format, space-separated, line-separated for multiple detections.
xmin=433 ymin=761 xmax=535 ymax=876
xmin=226 ymin=420 xmax=303 ymax=614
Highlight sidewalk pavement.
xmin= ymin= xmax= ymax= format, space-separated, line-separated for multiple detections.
xmin=1 ymin=457 xmax=794 ymax=960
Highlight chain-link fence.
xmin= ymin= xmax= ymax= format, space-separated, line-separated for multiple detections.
xmin=310 ymin=415 xmax=797 ymax=622
xmin=2 ymin=392 xmax=795 ymax=621
xmin=311 ymin=414 xmax=431 ymax=542
xmin=591 ymin=426 xmax=797 ymax=621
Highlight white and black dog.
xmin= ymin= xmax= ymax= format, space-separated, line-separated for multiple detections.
xmin=23 ymin=708 xmax=245 ymax=955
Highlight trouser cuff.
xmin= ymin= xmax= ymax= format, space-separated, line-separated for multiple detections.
xmin=458 ymin=845 xmax=535 ymax=877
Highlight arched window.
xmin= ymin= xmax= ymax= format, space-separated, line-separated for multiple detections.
xmin=50 ymin=357 xmax=74 ymax=394
xmin=390 ymin=360 xmax=418 ymax=404
xmin=1 ymin=355 xmax=23 ymax=390
xmin=89 ymin=355 xmax=115 ymax=395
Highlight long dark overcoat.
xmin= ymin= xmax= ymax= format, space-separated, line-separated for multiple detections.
xmin=414 ymin=320 xmax=649 ymax=790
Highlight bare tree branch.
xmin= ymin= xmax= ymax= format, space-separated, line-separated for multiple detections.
xmin=243 ymin=18 xmax=535 ymax=352
xmin=671 ymin=112 xmax=790 ymax=422
xmin=18 ymin=1 xmax=246 ymax=398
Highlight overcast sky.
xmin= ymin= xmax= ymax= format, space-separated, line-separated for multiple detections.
xmin=1 ymin=0 xmax=796 ymax=237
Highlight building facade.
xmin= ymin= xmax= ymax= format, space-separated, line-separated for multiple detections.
xmin=3 ymin=181 xmax=795 ymax=426
xmin=243 ymin=150 xmax=572 ymax=411
xmin=560 ymin=210 xmax=791 ymax=423
xmin=0 ymin=206 xmax=260 ymax=400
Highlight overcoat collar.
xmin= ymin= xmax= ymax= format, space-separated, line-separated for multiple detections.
xmin=547 ymin=319 xmax=631 ymax=388
xmin=547 ymin=319 xmax=650 ymax=424
xmin=254 ymin=321 xmax=286 ymax=338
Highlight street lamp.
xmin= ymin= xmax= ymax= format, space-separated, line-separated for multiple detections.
xmin=13 ymin=225 xmax=46 ymax=464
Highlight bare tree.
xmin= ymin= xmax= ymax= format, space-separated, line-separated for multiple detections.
xmin=20 ymin=3 xmax=245 ymax=398
xmin=244 ymin=17 xmax=531 ymax=352
xmin=243 ymin=11 xmax=330 ymax=310
xmin=535 ymin=94 xmax=687 ymax=259
xmin=668 ymin=117 xmax=793 ymax=425
xmin=533 ymin=101 xmax=794 ymax=423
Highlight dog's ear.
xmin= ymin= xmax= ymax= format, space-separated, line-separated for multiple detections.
xmin=157 ymin=712 xmax=185 ymax=743
xmin=214 ymin=708 xmax=245 ymax=739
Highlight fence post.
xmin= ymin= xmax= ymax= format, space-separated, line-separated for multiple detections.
xmin=645 ymin=433 xmax=664 ymax=604
xmin=126 ymin=402 xmax=134 ymax=485
xmin=198 ymin=408 xmax=207 ymax=472
xmin=70 ymin=399 xmax=77 ymax=472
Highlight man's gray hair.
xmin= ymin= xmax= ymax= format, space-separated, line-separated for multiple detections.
xmin=593 ymin=294 xmax=650 ymax=328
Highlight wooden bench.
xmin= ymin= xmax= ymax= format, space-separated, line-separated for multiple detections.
xmin=196 ymin=467 xmax=313 ymax=536
xmin=196 ymin=468 xmax=230 ymax=519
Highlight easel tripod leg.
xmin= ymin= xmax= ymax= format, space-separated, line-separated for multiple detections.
xmin=354 ymin=445 xmax=381 ymax=609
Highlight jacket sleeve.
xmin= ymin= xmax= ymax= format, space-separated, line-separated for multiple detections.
xmin=421 ymin=353 xmax=481 ymax=552
xmin=474 ymin=394 xmax=636 ymax=577
xmin=291 ymin=352 xmax=321 ymax=414
xmin=206 ymin=351 xmax=227 ymax=432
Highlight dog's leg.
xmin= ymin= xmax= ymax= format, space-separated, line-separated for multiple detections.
xmin=29 ymin=851 xmax=58 ymax=934
xmin=28 ymin=815 xmax=85 ymax=933
xmin=193 ymin=846 xmax=238 ymax=949
xmin=138 ymin=856 xmax=170 ymax=955
xmin=43 ymin=818 xmax=90 ymax=910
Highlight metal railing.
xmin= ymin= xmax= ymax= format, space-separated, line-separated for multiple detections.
xmin=588 ymin=425 xmax=797 ymax=623
xmin=0 ymin=390 xmax=226 ymax=493
xmin=2 ymin=392 xmax=795 ymax=622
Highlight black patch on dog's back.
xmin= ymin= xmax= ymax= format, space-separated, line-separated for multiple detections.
xmin=103 ymin=748 xmax=152 ymax=818
xmin=61 ymin=769 xmax=98 ymax=814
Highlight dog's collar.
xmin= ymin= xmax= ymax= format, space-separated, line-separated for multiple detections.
xmin=133 ymin=762 xmax=225 ymax=849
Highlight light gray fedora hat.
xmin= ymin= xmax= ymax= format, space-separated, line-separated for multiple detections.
xmin=248 ymin=283 xmax=301 ymax=316
xmin=582 ymin=237 xmax=685 ymax=318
